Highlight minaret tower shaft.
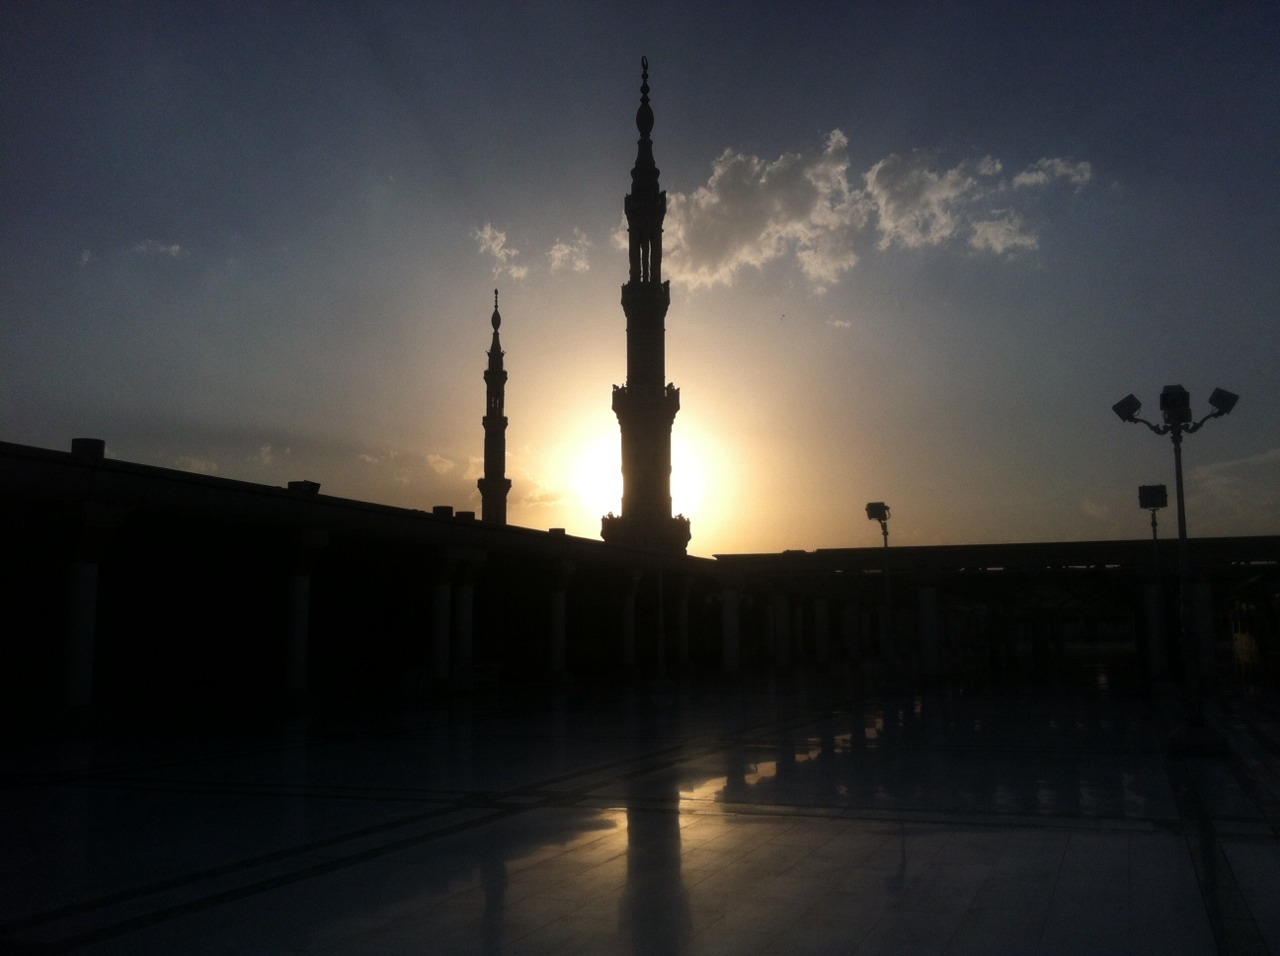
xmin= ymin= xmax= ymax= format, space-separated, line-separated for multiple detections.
xmin=601 ymin=58 xmax=691 ymax=554
xmin=478 ymin=289 xmax=511 ymax=524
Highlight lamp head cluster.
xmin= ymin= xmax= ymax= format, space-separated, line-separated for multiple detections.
xmin=865 ymin=502 xmax=890 ymax=522
xmin=1112 ymin=385 xmax=1239 ymax=434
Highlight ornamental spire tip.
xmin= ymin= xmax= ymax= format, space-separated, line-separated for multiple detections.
xmin=636 ymin=56 xmax=653 ymax=140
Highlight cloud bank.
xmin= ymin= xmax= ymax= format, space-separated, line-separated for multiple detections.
xmin=477 ymin=136 xmax=1091 ymax=292
xmin=475 ymin=223 xmax=528 ymax=280
xmin=476 ymin=223 xmax=593 ymax=279
xmin=659 ymin=132 xmax=1092 ymax=289
xmin=1188 ymin=447 xmax=1280 ymax=535
xmin=548 ymin=229 xmax=591 ymax=272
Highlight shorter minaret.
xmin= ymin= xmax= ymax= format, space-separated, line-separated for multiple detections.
xmin=478 ymin=290 xmax=511 ymax=524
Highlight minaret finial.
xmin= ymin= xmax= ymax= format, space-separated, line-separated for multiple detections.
xmin=636 ymin=56 xmax=653 ymax=140
xmin=491 ymin=289 xmax=501 ymax=330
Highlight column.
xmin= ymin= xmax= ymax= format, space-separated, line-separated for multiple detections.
xmin=790 ymin=598 xmax=806 ymax=664
xmin=771 ymin=592 xmax=791 ymax=669
xmin=1143 ymin=579 xmax=1167 ymax=682
xmin=431 ymin=559 xmax=454 ymax=683
xmin=619 ymin=567 xmax=642 ymax=669
xmin=841 ymin=600 xmax=858 ymax=663
xmin=285 ymin=529 xmax=328 ymax=707
xmin=61 ymin=503 xmax=121 ymax=710
xmin=549 ymin=560 xmax=575 ymax=676
xmin=813 ymin=597 xmax=830 ymax=666
xmin=720 ymin=585 xmax=741 ymax=674
xmin=674 ymin=575 xmax=692 ymax=667
xmin=917 ymin=585 xmax=941 ymax=678
xmin=451 ymin=552 xmax=485 ymax=686
xmin=1195 ymin=578 xmax=1216 ymax=685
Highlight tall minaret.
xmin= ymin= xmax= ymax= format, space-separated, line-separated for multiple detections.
xmin=601 ymin=58 xmax=691 ymax=554
xmin=478 ymin=289 xmax=511 ymax=525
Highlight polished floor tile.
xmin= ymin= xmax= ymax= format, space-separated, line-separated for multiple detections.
xmin=3 ymin=681 xmax=1277 ymax=954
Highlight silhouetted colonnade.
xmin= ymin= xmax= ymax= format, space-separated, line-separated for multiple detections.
xmin=2 ymin=438 xmax=1276 ymax=715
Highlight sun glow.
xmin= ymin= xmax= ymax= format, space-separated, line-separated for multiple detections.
xmin=565 ymin=422 xmax=730 ymax=555
xmin=570 ymin=432 xmax=622 ymax=520
xmin=570 ymin=432 xmax=709 ymax=521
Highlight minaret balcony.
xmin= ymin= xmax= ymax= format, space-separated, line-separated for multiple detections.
xmin=620 ymin=280 xmax=671 ymax=312
xmin=612 ymin=384 xmax=680 ymax=420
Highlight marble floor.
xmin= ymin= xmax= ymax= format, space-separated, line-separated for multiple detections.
xmin=3 ymin=677 xmax=1278 ymax=955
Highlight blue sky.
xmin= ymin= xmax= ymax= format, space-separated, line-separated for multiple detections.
xmin=3 ymin=2 xmax=1278 ymax=555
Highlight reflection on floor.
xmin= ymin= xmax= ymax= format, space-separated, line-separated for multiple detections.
xmin=3 ymin=677 xmax=1279 ymax=954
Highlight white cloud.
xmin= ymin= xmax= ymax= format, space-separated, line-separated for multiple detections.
xmin=970 ymin=210 xmax=1039 ymax=254
xmin=520 ymin=485 xmax=564 ymax=508
xmin=1012 ymin=158 xmax=1093 ymax=189
xmin=474 ymin=223 xmax=528 ymax=280
xmin=866 ymin=152 xmax=1004 ymax=250
xmin=1081 ymin=498 xmax=1110 ymax=521
xmin=663 ymin=130 xmax=870 ymax=289
xmin=130 ymin=239 xmax=185 ymax=258
xmin=356 ymin=447 xmax=447 ymax=488
xmin=1187 ymin=447 xmax=1280 ymax=534
xmin=427 ymin=453 xmax=455 ymax=475
xmin=170 ymin=455 xmax=218 ymax=474
xmin=548 ymin=229 xmax=591 ymax=272
xmin=660 ymin=133 xmax=1090 ymax=290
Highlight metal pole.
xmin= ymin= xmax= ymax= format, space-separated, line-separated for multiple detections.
xmin=1146 ymin=508 xmax=1164 ymax=683
xmin=1170 ymin=424 xmax=1201 ymax=719
xmin=880 ymin=519 xmax=891 ymax=671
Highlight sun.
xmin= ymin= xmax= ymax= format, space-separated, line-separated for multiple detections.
xmin=670 ymin=432 xmax=709 ymax=518
xmin=570 ymin=431 xmax=708 ymax=519
xmin=570 ymin=432 xmax=622 ymax=520
xmin=567 ymin=426 xmax=718 ymax=548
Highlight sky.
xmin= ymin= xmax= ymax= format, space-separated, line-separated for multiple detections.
xmin=3 ymin=2 xmax=1278 ymax=557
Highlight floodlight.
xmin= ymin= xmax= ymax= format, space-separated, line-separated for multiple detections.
xmin=865 ymin=502 xmax=890 ymax=522
xmin=1208 ymin=387 xmax=1239 ymax=416
xmin=1159 ymin=385 xmax=1192 ymax=425
xmin=1112 ymin=394 xmax=1141 ymax=422
xmin=1111 ymin=379 xmax=1239 ymax=726
xmin=1138 ymin=484 xmax=1167 ymax=510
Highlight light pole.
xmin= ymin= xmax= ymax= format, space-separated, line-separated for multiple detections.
xmin=1138 ymin=484 xmax=1167 ymax=541
xmin=866 ymin=503 xmax=892 ymax=674
xmin=1138 ymin=483 xmax=1168 ymax=683
xmin=1112 ymin=385 xmax=1238 ymax=731
xmin=866 ymin=502 xmax=890 ymax=547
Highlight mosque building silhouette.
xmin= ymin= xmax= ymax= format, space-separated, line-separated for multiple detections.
xmin=0 ymin=59 xmax=1272 ymax=715
xmin=2 ymin=56 xmax=1276 ymax=956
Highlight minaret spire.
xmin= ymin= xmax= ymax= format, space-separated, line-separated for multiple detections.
xmin=478 ymin=289 xmax=511 ymax=525
xmin=601 ymin=58 xmax=691 ymax=554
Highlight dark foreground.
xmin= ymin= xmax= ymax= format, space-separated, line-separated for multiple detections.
xmin=3 ymin=677 xmax=1279 ymax=955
